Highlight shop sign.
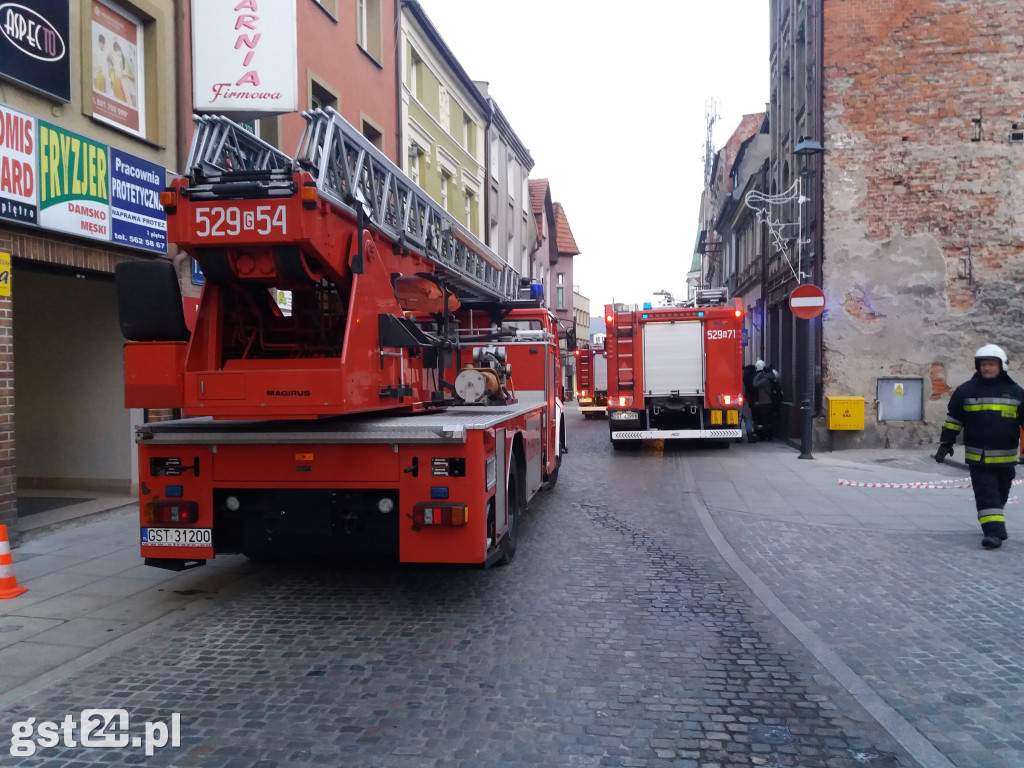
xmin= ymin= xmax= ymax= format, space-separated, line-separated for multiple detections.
xmin=0 ymin=0 xmax=71 ymax=102
xmin=0 ymin=102 xmax=36 ymax=225
xmin=109 ymin=148 xmax=166 ymax=254
xmin=0 ymin=251 xmax=10 ymax=297
xmin=191 ymin=0 xmax=298 ymax=116
xmin=37 ymin=121 xmax=110 ymax=242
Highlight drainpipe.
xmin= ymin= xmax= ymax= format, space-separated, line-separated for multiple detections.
xmin=394 ymin=0 xmax=402 ymax=166
xmin=172 ymin=0 xmax=189 ymax=270
xmin=483 ymin=97 xmax=493 ymax=249
xmin=174 ymin=0 xmax=189 ymax=176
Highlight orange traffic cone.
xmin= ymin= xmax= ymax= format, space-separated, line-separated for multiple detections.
xmin=0 ymin=525 xmax=27 ymax=599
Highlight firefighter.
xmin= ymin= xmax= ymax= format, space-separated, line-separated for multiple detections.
xmin=935 ymin=344 xmax=1024 ymax=549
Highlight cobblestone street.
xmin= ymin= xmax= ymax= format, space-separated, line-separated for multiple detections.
xmin=0 ymin=413 xmax=929 ymax=767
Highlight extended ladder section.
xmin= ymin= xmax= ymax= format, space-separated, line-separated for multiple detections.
xmin=183 ymin=111 xmax=521 ymax=305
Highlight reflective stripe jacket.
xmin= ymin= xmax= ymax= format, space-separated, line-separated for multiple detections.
xmin=939 ymin=372 xmax=1024 ymax=465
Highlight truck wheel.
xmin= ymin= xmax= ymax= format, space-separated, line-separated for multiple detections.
xmin=499 ymin=462 xmax=520 ymax=565
xmin=544 ymin=455 xmax=560 ymax=489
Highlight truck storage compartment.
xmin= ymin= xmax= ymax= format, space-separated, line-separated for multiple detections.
xmin=642 ymin=322 xmax=703 ymax=396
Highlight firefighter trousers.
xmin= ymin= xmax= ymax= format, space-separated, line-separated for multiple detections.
xmin=969 ymin=464 xmax=1013 ymax=539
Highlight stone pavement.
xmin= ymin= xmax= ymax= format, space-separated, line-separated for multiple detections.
xmin=681 ymin=438 xmax=1024 ymax=768
xmin=0 ymin=507 xmax=260 ymax=704
xmin=0 ymin=432 xmax=1018 ymax=768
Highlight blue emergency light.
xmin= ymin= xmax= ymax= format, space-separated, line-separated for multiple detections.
xmin=643 ymin=302 xmax=652 ymax=309
xmin=530 ymin=282 xmax=544 ymax=300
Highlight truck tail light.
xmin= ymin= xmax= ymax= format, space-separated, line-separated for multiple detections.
xmin=148 ymin=500 xmax=199 ymax=526
xmin=618 ymin=396 xmax=633 ymax=407
xmin=159 ymin=188 xmax=177 ymax=211
xmin=718 ymin=394 xmax=743 ymax=406
xmin=411 ymin=503 xmax=468 ymax=531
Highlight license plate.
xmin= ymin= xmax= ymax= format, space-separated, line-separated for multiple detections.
xmin=141 ymin=527 xmax=212 ymax=547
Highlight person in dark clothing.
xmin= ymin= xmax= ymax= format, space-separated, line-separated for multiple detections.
xmin=751 ymin=360 xmax=781 ymax=440
xmin=741 ymin=363 xmax=758 ymax=443
xmin=936 ymin=343 xmax=1024 ymax=549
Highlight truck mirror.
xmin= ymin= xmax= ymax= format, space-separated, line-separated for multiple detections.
xmin=564 ymin=328 xmax=577 ymax=351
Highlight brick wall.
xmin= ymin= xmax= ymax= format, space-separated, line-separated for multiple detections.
xmin=820 ymin=0 xmax=1024 ymax=447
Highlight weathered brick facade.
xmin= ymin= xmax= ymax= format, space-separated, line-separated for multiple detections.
xmin=821 ymin=0 xmax=1024 ymax=447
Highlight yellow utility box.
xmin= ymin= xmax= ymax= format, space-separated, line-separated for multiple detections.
xmin=827 ymin=396 xmax=865 ymax=430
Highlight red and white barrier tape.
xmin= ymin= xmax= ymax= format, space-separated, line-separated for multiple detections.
xmin=838 ymin=478 xmax=1024 ymax=489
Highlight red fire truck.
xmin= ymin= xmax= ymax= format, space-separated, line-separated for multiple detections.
xmin=116 ymin=110 xmax=565 ymax=569
xmin=575 ymin=340 xmax=608 ymax=418
xmin=604 ymin=292 xmax=744 ymax=449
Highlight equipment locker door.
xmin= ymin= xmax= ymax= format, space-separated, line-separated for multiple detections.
xmin=593 ymin=352 xmax=607 ymax=391
xmin=642 ymin=322 xmax=704 ymax=395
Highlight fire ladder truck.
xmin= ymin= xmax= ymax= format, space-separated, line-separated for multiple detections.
xmin=575 ymin=339 xmax=607 ymax=418
xmin=604 ymin=290 xmax=744 ymax=449
xmin=116 ymin=108 xmax=566 ymax=569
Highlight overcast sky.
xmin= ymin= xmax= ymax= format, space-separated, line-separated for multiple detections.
xmin=417 ymin=0 xmax=770 ymax=313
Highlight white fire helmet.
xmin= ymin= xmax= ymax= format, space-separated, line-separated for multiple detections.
xmin=974 ymin=343 xmax=1008 ymax=372
xmin=755 ymin=360 xmax=766 ymax=371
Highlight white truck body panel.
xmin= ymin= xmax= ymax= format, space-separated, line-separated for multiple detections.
xmin=593 ymin=352 xmax=608 ymax=392
xmin=642 ymin=322 xmax=704 ymax=396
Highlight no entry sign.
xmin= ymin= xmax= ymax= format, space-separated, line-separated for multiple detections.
xmin=789 ymin=285 xmax=825 ymax=319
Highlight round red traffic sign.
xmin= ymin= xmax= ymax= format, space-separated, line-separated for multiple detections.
xmin=789 ymin=285 xmax=825 ymax=319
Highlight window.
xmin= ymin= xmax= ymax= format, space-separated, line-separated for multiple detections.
xmin=507 ymin=157 xmax=516 ymax=198
xmin=439 ymin=88 xmax=451 ymax=132
xmin=465 ymin=191 xmax=472 ymax=227
xmin=441 ymin=173 xmax=449 ymax=211
xmin=490 ymin=139 xmax=499 ymax=180
xmin=311 ymin=80 xmax=337 ymax=112
xmin=91 ymin=0 xmax=146 ymax=138
xmin=409 ymin=53 xmax=421 ymax=100
xmin=463 ymin=116 xmax=471 ymax=151
xmin=556 ymin=273 xmax=565 ymax=310
xmin=361 ymin=118 xmax=384 ymax=152
xmin=356 ymin=0 xmax=382 ymax=61
xmin=409 ymin=146 xmax=420 ymax=185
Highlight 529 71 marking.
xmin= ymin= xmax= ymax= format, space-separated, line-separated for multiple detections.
xmin=706 ymin=329 xmax=736 ymax=339
xmin=194 ymin=204 xmax=287 ymax=237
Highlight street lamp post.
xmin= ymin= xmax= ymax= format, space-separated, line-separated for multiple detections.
xmin=793 ymin=137 xmax=824 ymax=460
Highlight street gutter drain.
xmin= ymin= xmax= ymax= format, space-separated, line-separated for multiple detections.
xmin=944 ymin=690 xmax=985 ymax=706
xmin=749 ymin=724 xmax=794 ymax=745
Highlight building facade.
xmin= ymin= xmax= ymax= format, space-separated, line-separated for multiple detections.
xmin=479 ymin=87 xmax=535 ymax=281
xmin=766 ymin=0 xmax=1024 ymax=449
xmin=0 ymin=0 xmax=179 ymax=539
xmin=399 ymin=0 xmax=487 ymax=238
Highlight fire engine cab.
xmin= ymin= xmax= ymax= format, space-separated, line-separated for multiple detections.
xmin=116 ymin=110 xmax=566 ymax=569
xmin=604 ymin=290 xmax=744 ymax=449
